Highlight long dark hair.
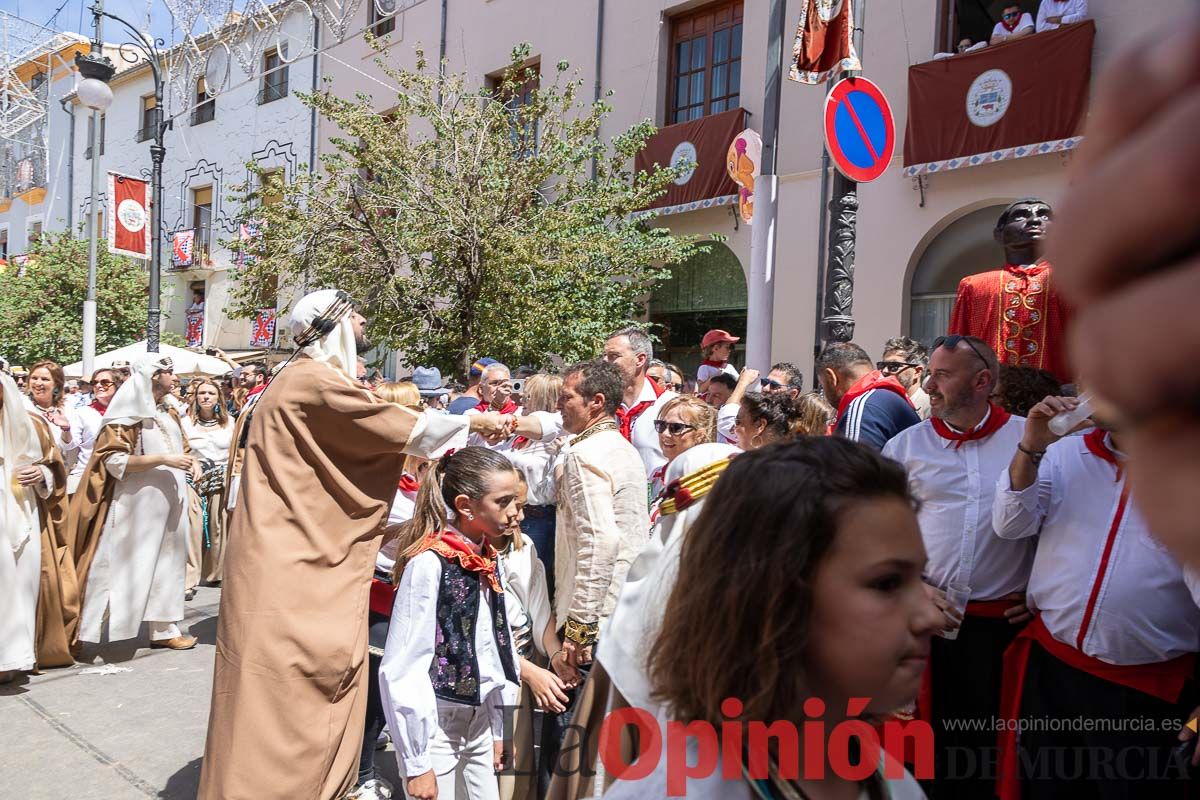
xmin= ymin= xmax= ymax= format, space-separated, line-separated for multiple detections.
xmin=187 ymin=378 xmax=229 ymax=425
xmin=648 ymin=436 xmax=913 ymax=727
xmin=392 ymin=446 xmax=516 ymax=579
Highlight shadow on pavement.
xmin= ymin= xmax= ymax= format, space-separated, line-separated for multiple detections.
xmin=189 ymin=614 xmax=218 ymax=646
xmin=160 ymin=756 xmax=203 ymax=799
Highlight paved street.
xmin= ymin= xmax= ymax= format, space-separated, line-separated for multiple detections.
xmin=0 ymin=586 xmax=404 ymax=799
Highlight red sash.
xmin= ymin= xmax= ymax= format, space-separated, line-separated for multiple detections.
xmin=475 ymin=399 xmax=519 ymax=415
xmin=615 ymin=377 xmax=664 ymax=442
xmin=930 ymin=404 xmax=1012 ymax=449
xmin=996 ymin=616 xmax=1195 ymax=800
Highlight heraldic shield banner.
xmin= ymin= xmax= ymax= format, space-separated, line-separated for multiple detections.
xmin=107 ymin=172 xmax=152 ymax=260
xmin=903 ymin=21 xmax=1095 ymax=174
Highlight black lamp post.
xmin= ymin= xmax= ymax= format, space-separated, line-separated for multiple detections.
xmin=76 ymin=0 xmax=170 ymax=352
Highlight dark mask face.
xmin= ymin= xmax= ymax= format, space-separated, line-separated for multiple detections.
xmin=997 ymin=202 xmax=1053 ymax=250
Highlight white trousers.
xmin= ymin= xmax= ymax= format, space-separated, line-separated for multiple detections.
xmin=404 ymin=702 xmax=500 ymax=800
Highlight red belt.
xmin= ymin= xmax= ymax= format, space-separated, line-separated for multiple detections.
xmin=369 ymin=578 xmax=396 ymax=617
xmin=995 ymin=615 xmax=1196 ymax=800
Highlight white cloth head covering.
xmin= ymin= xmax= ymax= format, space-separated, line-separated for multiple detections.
xmin=290 ymin=289 xmax=357 ymax=379
xmin=1 ymin=370 xmax=43 ymax=552
xmin=598 ymin=442 xmax=740 ymax=714
xmin=102 ymin=354 xmax=172 ymax=427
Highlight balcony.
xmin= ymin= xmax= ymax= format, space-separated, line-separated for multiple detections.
xmin=12 ymin=157 xmax=47 ymax=195
xmin=903 ymin=21 xmax=1095 ymax=176
xmin=257 ymin=81 xmax=288 ymax=105
xmin=633 ymin=106 xmax=747 ymax=217
xmin=191 ymin=100 xmax=215 ymax=126
xmin=169 ymin=226 xmax=212 ymax=271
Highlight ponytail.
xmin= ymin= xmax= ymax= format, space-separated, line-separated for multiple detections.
xmin=391 ymin=446 xmax=516 ymax=580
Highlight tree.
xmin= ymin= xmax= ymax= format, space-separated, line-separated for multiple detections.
xmin=0 ymin=230 xmax=149 ymax=366
xmin=230 ymin=44 xmax=712 ymax=378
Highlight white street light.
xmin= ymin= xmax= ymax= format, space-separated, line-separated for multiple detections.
xmin=77 ymin=76 xmax=114 ymax=111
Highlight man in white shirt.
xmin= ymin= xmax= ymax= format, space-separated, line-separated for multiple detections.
xmin=881 ymin=335 xmax=1034 ymax=797
xmin=990 ymin=5 xmax=1035 ymax=44
xmin=601 ymin=327 xmax=676 ymax=477
xmin=1035 ymin=0 xmax=1088 ymax=32
xmin=992 ymin=396 xmax=1200 ymax=799
xmin=880 ymin=336 xmax=931 ymax=421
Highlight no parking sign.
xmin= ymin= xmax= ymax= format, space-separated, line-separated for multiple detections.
xmin=823 ymin=76 xmax=895 ymax=183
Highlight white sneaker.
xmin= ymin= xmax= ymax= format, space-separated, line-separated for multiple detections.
xmin=347 ymin=778 xmax=393 ymax=800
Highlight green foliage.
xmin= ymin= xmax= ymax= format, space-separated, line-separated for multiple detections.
xmin=0 ymin=230 xmax=149 ymax=366
xmin=230 ymin=43 xmax=712 ymax=379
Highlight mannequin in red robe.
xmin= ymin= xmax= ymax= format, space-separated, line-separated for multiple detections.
xmin=948 ymin=199 xmax=1072 ymax=382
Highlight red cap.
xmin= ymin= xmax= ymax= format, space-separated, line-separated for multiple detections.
xmin=701 ymin=329 xmax=740 ymax=348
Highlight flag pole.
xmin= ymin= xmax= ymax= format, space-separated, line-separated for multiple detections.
xmin=745 ymin=0 xmax=789 ymax=372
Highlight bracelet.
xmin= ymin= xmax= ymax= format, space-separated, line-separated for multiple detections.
xmin=550 ymin=648 xmax=565 ymax=663
xmin=1017 ymin=443 xmax=1045 ymax=464
xmin=563 ymin=617 xmax=599 ymax=647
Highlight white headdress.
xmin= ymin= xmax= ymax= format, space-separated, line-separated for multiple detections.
xmin=1 ymin=370 xmax=44 ymax=552
xmin=290 ymin=289 xmax=357 ymax=379
xmin=102 ymin=354 xmax=173 ymax=427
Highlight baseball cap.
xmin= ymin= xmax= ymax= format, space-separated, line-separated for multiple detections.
xmin=701 ymin=329 xmax=740 ymax=349
xmin=469 ymin=357 xmax=498 ymax=379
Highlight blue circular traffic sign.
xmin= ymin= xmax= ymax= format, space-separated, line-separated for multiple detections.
xmin=823 ymin=76 xmax=896 ymax=183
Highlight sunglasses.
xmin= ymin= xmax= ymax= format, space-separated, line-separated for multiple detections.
xmin=877 ymin=361 xmax=920 ymax=375
xmin=653 ymin=420 xmax=696 ymax=436
xmin=760 ymin=378 xmax=785 ymax=390
xmin=93 ymin=380 xmax=116 ymax=388
xmin=1003 ymin=11 xmax=1019 ymax=18
xmin=932 ymin=335 xmax=990 ymax=370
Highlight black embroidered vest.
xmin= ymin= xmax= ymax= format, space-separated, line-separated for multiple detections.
xmin=428 ymin=552 xmax=519 ymax=705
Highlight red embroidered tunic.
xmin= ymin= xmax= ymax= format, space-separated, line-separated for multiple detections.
xmin=948 ymin=261 xmax=1071 ymax=382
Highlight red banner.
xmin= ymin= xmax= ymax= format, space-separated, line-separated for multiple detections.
xmin=107 ymin=172 xmax=151 ymax=260
xmin=250 ymin=308 xmax=277 ymax=348
xmin=636 ymin=107 xmax=745 ymax=213
xmin=903 ymin=22 xmax=1095 ymax=173
xmin=185 ymin=311 xmax=204 ymax=348
xmin=788 ymin=0 xmax=860 ymax=85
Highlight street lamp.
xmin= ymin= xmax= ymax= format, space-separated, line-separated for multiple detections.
xmin=78 ymin=0 xmax=170 ymax=355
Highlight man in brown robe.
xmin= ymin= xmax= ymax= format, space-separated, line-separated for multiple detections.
xmin=198 ymin=289 xmax=509 ymax=800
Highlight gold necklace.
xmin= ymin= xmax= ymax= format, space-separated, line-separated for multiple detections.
xmin=571 ymin=418 xmax=617 ymax=446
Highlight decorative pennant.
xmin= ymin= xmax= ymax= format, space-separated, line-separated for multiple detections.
xmin=107 ymin=172 xmax=152 ymax=260
xmin=788 ymin=0 xmax=861 ymax=85
xmin=172 ymin=229 xmax=196 ymax=267
xmin=185 ymin=311 xmax=204 ymax=347
xmin=726 ymin=128 xmax=762 ymax=224
xmin=250 ymin=307 xmax=277 ymax=348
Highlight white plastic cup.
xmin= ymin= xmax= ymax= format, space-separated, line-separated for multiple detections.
xmin=1049 ymin=392 xmax=1093 ymax=436
xmin=939 ymin=581 xmax=971 ymax=640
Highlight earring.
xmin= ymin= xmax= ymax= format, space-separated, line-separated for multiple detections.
xmin=466 ymin=513 xmax=474 ymax=521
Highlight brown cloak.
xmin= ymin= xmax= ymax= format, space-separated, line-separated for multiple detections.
xmin=28 ymin=414 xmax=77 ymax=669
xmin=198 ymin=359 xmax=428 ymax=800
xmin=66 ymin=406 xmax=190 ymax=645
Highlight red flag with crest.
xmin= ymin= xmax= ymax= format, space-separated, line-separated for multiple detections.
xmin=107 ymin=172 xmax=152 ymax=259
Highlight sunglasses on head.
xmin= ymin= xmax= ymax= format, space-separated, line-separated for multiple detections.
xmin=932 ymin=335 xmax=990 ymax=370
xmin=653 ymin=420 xmax=696 ymax=436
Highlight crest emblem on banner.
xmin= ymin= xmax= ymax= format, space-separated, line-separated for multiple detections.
xmin=669 ymin=141 xmax=698 ymax=186
xmin=966 ymin=69 xmax=1013 ymax=128
xmin=107 ymin=173 xmax=152 ymax=260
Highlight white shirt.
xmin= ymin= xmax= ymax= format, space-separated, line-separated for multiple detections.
xmin=696 ymin=361 xmax=738 ymax=386
xmin=497 ymin=534 xmax=553 ymax=660
xmin=181 ymin=416 xmax=234 ymax=465
xmin=505 ymin=436 xmax=563 ymax=507
xmin=620 ymin=378 xmax=677 ymax=478
xmin=377 ymin=482 xmax=419 ymax=574
xmin=882 ymin=413 xmax=1035 ymax=600
xmin=991 ymin=12 xmax=1034 ymax=41
xmin=994 ymin=432 xmax=1200 ymax=665
xmin=379 ymin=543 xmax=520 ymax=778
xmin=1036 ymin=0 xmax=1088 ymax=32
xmin=717 ymin=402 xmax=739 ymax=445
xmin=68 ymin=405 xmax=103 ymax=493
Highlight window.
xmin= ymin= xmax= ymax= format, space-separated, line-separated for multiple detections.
xmin=94 ymin=210 xmax=106 ymax=239
xmin=493 ymin=61 xmax=540 ymax=154
xmin=84 ymin=113 xmax=106 ymax=159
xmin=0 ymin=228 xmax=8 ymax=260
xmin=260 ymin=169 xmax=284 ymax=206
xmin=27 ymin=219 xmax=43 ymax=247
xmin=668 ymin=0 xmax=743 ymax=123
xmin=259 ymin=48 xmax=289 ymax=104
xmin=940 ymin=0 xmax=1038 ymax=52
xmin=192 ymin=77 xmax=216 ymax=125
xmin=136 ymin=95 xmax=156 ymax=142
xmin=192 ymin=186 xmax=213 ymax=259
xmin=369 ymin=0 xmax=396 ymax=37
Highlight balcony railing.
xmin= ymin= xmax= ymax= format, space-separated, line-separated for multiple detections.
xmin=191 ymin=100 xmax=215 ymax=125
xmin=257 ymin=81 xmax=288 ymax=105
xmin=169 ymin=226 xmax=211 ymax=270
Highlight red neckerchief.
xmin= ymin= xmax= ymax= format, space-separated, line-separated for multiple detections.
xmin=1000 ymin=13 xmax=1023 ymax=32
xmin=410 ymin=530 xmax=503 ymax=593
xmin=398 ymin=473 xmax=420 ymax=494
xmin=247 ymin=382 xmax=268 ymax=398
xmin=615 ymin=377 xmax=665 ymax=441
xmin=700 ymin=359 xmax=727 ymax=369
xmin=89 ymin=399 xmax=107 ymax=413
xmin=930 ymin=403 xmax=1012 ymax=449
xmin=511 ymin=436 xmax=530 ymax=450
xmin=835 ymin=370 xmax=913 ymax=423
xmin=1084 ymin=428 xmax=1124 ymax=482
xmin=475 ymin=398 xmax=519 ymax=415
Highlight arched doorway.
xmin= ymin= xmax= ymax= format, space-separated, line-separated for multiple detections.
xmin=649 ymin=241 xmax=747 ymax=379
xmin=908 ymin=204 xmax=1007 ymax=347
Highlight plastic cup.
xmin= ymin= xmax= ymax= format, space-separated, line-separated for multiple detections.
xmin=939 ymin=581 xmax=971 ymax=640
